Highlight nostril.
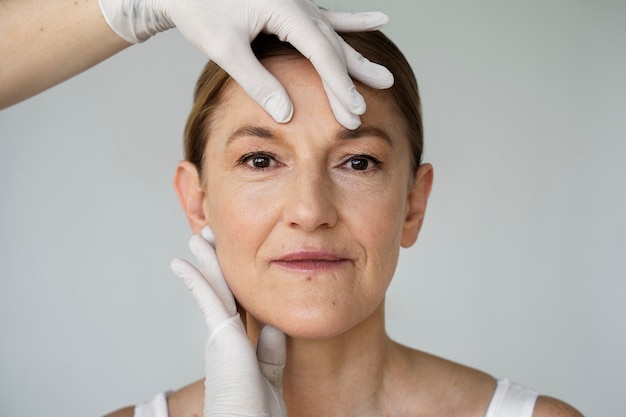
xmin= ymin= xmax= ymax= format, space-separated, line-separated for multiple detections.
xmin=284 ymin=192 xmax=337 ymax=231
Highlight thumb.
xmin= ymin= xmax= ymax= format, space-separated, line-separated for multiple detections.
xmin=257 ymin=324 xmax=286 ymax=389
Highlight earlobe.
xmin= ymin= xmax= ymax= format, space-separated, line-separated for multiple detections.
xmin=401 ymin=163 xmax=434 ymax=248
xmin=173 ymin=160 xmax=208 ymax=234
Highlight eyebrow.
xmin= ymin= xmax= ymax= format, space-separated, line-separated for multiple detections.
xmin=226 ymin=124 xmax=394 ymax=147
xmin=337 ymin=126 xmax=394 ymax=147
xmin=227 ymin=125 xmax=276 ymax=145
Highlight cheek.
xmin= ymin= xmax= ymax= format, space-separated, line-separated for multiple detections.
xmin=346 ymin=181 xmax=407 ymax=277
xmin=205 ymin=181 xmax=278 ymax=283
xmin=345 ymin=180 xmax=407 ymax=243
xmin=210 ymin=178 xmax=281 ymax=228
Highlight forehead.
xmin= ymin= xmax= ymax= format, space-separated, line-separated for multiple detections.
xmin=209 ymin=55 xmax=408 ymax=146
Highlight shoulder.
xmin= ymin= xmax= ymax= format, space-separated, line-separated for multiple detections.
xmin=533 ymin=396 xmax=585 ymax=417
xmin=401 ymin=347 xmax=585 ymax=417
xmin=394 ymin=345 xmax=498 ymax=416
xmin=164 ymin=379 xmax=204 ymax=417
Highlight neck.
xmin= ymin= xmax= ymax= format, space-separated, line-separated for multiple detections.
xmin=250 ymin=301 xmax=401 ymax=417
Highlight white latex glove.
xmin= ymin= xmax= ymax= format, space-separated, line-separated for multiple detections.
xmin=98 ymin=0 xmax=394 ymax=129
xmin=171 ymin=226 xmax=287 ymax=417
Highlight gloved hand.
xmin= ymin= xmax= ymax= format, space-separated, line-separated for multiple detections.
xmin=170 ymin=226 xmax=287 ymax=417
xmin=98 ymin=0 xmax=394 ymax=129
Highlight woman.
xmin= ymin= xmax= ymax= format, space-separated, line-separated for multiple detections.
xmin=107 ymin=31 xmax=583 ymax=417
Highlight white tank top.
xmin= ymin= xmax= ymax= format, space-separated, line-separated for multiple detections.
xmin=485 ymin=378 xmax=538 ymax=417
xmin=134 ymin=377 xmax=538 ymax=417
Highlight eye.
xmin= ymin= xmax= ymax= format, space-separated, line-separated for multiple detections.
xmin=350 ymin=158 xmax=370 ymax=171
xmin=237 ymin=152 xmax=277 ymax=170
xmin=342 ymin=154 xmax=383 ymax=172
xmin=250 ymin=155 xmax=271 ymax=168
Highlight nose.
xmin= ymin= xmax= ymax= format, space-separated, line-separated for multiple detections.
xmin=282 ymin=166 xmax=338 ymax=232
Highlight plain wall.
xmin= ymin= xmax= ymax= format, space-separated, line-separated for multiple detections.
xmin=1 ymin=1 xmax=624 ymax=415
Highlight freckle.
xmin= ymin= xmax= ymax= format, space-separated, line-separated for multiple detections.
xmin=39 ymin=27 xmax=44 ymax=32
xmin=332 ymin=301 xmax=336 ymax=306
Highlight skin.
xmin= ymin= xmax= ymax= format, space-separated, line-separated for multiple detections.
xmin=0 ymin=0 xmax=130 ymax=109
xmin=105 ymin=56 xmax=584 ymax=417
xmin=192 ymin=57 xmax=426 ymax=342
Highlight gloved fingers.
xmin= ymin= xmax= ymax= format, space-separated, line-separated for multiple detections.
xmin=170 ymin=258 xmax=232 ymax=328
xmin=188 ymin=234 xmax=237 ymax=316
xmin=200 ymin=225 xmax=215 ymax=245
xmin=321 ymin=10 xmax=389 ymax=32
xmin=263 ymin=378 xmax=288 ymax=417
xmin=202 ymin=316 xmax=278 ymax=417
xmin=267 ymin=9 xmax=366 ymax=121
xmin=257 ymin=325 xmax=286 ymax=389
xmin=323 ymin=81 xmax=361 ymax=130
xmin=340 ymin=37 xmax=394 ymax=89
xmin=210 ymin=39 xmax=294 ymax=124
xmin=257 ymin=325 xmax=286 ymax=367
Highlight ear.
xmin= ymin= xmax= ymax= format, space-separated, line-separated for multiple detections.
xmin=173 ymin=160 xmax=208 ymax=234
xmin=401 ymin=163 xmax=434 ymax=248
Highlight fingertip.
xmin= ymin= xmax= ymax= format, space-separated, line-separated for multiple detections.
xmin=221 ymin=46 xmax=293 ymax=124
xmin=188 ymin=235 xmax=218 ymax=266
xmin=326 ymin=85 xmax=363 ymax=130
xmin=373 ymin=11 xmax=390 ymax=25
xmin=357 ymin=11 xmax=390 ymax=29
xmin=170 ymin=258 xmax=184 ymax=275
xmin=349 ymin=88 xmax=367 ymax=115
xmin=335 ymin=103 xmax=362 ymax=130
xmin=381 ymin=69 xmax=395 ymax=89
xmin=200 ymin=226 xmax=215 ymax=243
xmin=266 ymin=94 xmax=294 ymax=124
xmin=363 ymin=65 xmax=395 ymax=89
xmin=258 ymin=324 xmax=287 ymax=364
xmin=188 ymin=235 xmax=204 ymax=255
xmin=170 ymin=258 xmax=193 ymax=288
xmin=261 ymin=324 xmax=285 ymax=339
xmin=321 ymin=10 xmax=390 ymax=32
xmin=342 ymin=114 xmax=362 ymax=130
xmin=339 ymin=39 xmax=394 ymax=90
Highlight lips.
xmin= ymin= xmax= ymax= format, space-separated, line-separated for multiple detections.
xmin=271 ymin=251 xmax=351 ymax=272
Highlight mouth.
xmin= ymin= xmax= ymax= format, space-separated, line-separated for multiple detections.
xmin=271 ymin=251 xmax=351 ymax=272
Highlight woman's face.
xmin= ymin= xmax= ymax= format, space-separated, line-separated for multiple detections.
xmin=192 ymin=56 xmax=431 ymax=339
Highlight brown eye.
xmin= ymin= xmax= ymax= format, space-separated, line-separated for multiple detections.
xmin=237 ymin=152 xmax=277 ymax=170
xmin=342 ymin=154 xmax=382 ymax=173
xmin=350 ymin=158 xmax=370 ymax=170
xmin=251 ymin=156 xmax=271 ymax=168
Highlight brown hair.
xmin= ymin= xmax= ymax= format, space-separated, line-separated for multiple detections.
xmin=184 ymin=31 xmax=423 ymax=177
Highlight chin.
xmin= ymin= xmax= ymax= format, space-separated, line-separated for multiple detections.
xmin=280 ymin=323 xmax=352 ymax=341
xmin=260 ymin=303 xmax=366 ymax=341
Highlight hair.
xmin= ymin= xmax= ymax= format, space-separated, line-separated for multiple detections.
xmin=184 ymin=31 xmax=423 ymax=178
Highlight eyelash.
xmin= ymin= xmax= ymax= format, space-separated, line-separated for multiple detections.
xmin=340 ymin=154 xmax=384 ymax=173
xmin=237 ymin=151 xmax=278 ymax=170
xmin=236 ymin=152 xmax=384 ymax=173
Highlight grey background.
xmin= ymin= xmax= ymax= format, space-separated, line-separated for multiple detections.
xmin=1 ymin=1 xmax=625 ymax=415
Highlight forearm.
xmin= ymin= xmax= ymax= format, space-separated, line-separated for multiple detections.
xmin=0 ymin=0 xmax=130 ymax=109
